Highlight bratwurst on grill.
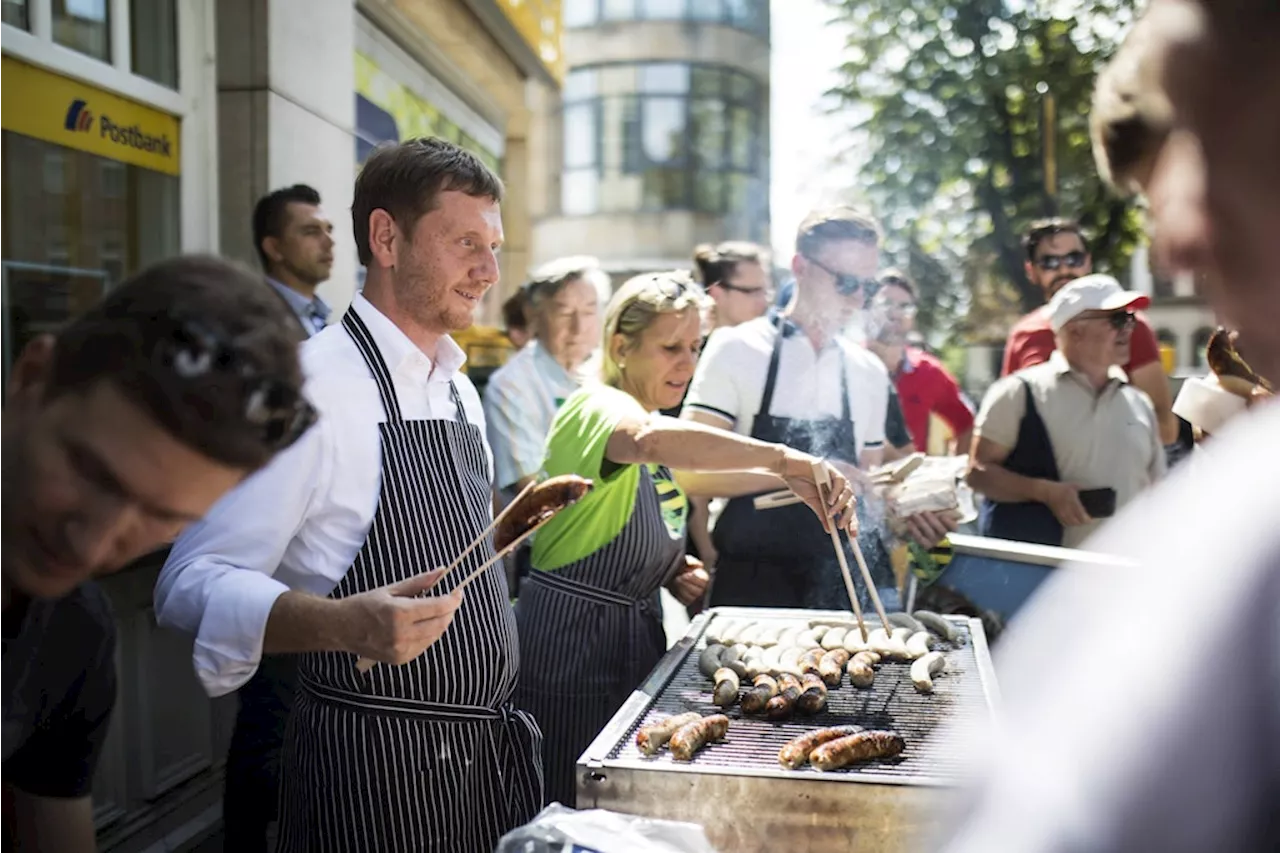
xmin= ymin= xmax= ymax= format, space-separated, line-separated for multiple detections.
xmin=809 ymin=730 xmax=905 ymax=771
xmin=494 ymin=474 xmax=594 ymax=551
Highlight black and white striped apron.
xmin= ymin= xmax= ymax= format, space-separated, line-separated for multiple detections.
xmin=515 ymin=463 xmax=685 ymax=806
xmin=275 ymin=310 xmax=543 ymax=853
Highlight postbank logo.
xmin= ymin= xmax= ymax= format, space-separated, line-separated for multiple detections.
xmin=65 ymin=99 xmax=94 ymax=132
xmin=2 ymin=57 xmax=181 ymax=176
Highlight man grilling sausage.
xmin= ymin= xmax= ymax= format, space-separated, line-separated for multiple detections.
xmin=155 ymin=138 xmax=542 ymax=852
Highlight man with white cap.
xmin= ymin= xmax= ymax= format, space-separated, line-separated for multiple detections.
xmin=966 ymin=274 xmax=1166 ymax=548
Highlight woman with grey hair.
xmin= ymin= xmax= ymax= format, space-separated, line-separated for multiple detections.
xmin=484 ymin=257 xmax=611 ymax=502
xmin=515 ymin=270 xmax=859 ymax=806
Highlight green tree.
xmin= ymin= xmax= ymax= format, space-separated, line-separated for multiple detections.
xmin=823 ymin=0 xmax=1145 ymax=325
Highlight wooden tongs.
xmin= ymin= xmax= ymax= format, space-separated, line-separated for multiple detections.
xmin=812 ymin=461 xmax=892 ymax=643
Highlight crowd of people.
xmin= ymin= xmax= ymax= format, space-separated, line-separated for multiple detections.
xmin=2 ymin=0 xmax=1276 ymax=851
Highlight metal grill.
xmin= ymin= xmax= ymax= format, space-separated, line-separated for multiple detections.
xmin=585 ymin=606 xmax=998 ymax=786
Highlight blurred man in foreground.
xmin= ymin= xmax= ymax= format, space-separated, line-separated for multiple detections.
xmin=935 ymin=2 xmax=1280 ymax=851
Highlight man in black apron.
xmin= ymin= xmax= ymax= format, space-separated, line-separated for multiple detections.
xmin=685 ymin=207 xmax=916 ymax=609
xmin=155 ymin=139 xmax=541 ymax=852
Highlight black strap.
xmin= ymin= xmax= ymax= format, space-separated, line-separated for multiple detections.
xmin=342 ymin=309 xmax=469 ymax=427
xmin=758 ymin=312 xmax=851 ymax=422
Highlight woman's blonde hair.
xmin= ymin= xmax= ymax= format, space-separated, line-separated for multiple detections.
xmin=600 ymin=270 xmax=709 ymax=388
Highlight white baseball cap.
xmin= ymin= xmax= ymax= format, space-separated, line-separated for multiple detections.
xmin=1047 ymin=274 xmax=1151 ymax=332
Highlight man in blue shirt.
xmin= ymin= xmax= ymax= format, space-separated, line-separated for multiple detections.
xmin=252 ymin=184 xmax=335 ymax=338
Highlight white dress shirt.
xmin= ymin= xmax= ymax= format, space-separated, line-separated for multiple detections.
xmin=685 ymin=315 xmax=889 ymax=455
xmin=154 ymin=294 xmax=490 ymax=697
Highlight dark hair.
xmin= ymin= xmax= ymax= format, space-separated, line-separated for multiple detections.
xmin=877 ymin=268 xmax=917 ymax=299
xmin=46 ymin=255 xmax=310 ymax=471
xmin=1023 ymin=218 xmax=1087 ymax=261
xmin=693 ymin=241 xmax=767 ymax=288
xmin=501 ymin=290 xmax=528 ymax=334
xmin=796 ymin=206 xmax=881 ymax=258
xmin=252 ymin=184 xmax=322 ymax=269
xmin=352 ymin=138 xmax=504 ymax=266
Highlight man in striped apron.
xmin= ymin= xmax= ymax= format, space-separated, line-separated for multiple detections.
xmin=155 ymin=138 xmax=542 ymax=852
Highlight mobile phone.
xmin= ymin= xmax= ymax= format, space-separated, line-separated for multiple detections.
xmin=1078 ymin=487 xmax=1117 ymax=519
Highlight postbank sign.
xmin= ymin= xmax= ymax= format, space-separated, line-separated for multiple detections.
xmin=2 ymin=57 xmax=181 ymax=176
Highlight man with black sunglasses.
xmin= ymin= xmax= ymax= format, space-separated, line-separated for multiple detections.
xmin=968 ymin=274 xmax=1165 ymax=549
xmin=2 ymin=256 xmax=310 ymax=852
xmin=684 ymin=206 xmax=955 ymax=611
xmin=1003 ymin=218 xmax=1179 ymax=445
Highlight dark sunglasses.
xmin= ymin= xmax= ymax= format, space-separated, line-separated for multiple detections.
xmin=158 ymin=319 xmax=317 ymax=451
xmin=1035 ymin=251 xmax=1088 ymax=271
xmin=804 ymin=256 xmax=878 ymax=296
xmin=1106 ymin=310 xmax=1137 ymax=331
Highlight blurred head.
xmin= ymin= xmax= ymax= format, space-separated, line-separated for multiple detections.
xmin=2 ymin=256 xmax=311 ymax=601
xmin=603 ymin=271 xmax=710 ymax=412
xmin=1049 ymin=275 xmax=1151 ymax=371
xmin=354 ymin=138 xmax=505 ymax=335
xmin=693 ymin=241 xmax=771 ymax=328
xmin=871 ymin=269 xmax=919 ymax=345
xmin=501 ymin=289 xmax=531 ymax=349
xmin=1023 ymin=219 xmax=1093 ymax=300
xmin=792 ymin=206 xmax=881 ymax=327
xmin=1096 ymin=0 xmax=1280 ymax=382
xmin=252 ymin=184 xmax=334 ymax=289
xmin=525 ymin=256 xmax=610 ymax=371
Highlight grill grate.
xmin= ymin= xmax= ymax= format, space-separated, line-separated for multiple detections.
xmin=603 ymin=612 xmax=993 ymax=784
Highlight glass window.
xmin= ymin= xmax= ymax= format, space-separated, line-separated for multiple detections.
xmin=562 ymin=170 xmax=599 ymax=215
xmin=729 ymin=106 xmax=754 ymax=169
xmin=3 ymin=0 xmax=29 ymax=28
xmin=640 ymin=63 xmax=690 ymax=94
xmin=642 ymin=0 xmax=685 ymax=19
xmin=689 ymin=0 xmax=722 ymax=21
xmin=695 ymin=171 xmax=725 ymax=213
xmin=691 ymin=66 xmax=724 ymax=98
xmin=642 ymin=167 xmax=686 ymax=209
xmin=564 ymin=0 xmax=599 ymax=27
xmin=602 ymin=0 xmax=636 ymax=19
xmin=729 ymin=71 xmax=756 ymax=102
xmin=131 ymin=0 xmax=179 ymax=88
xmin=690 ymin=99 xmax=726 ymax=167
xmin=53 ymin=0 xmax=110 ymax=63
xmin=641 ymin=98 xmax=686 ymax=164
xmin=563 ymin=103 xmax=598 ymax=169
xmin=563 ymin=68 xmax=599 ymax=102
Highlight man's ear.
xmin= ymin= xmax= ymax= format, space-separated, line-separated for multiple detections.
xmin=367 ymin=209 xmax=399 ymax=270
xmin=1024 ymin=260 xmax=1036 ymax=282
xmin=261 ymin=235 xmax=282 ymax=265
xmin=8 ymin=334 xmax=55 ymax=402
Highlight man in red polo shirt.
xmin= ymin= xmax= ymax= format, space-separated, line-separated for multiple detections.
xmin=867 ymin=269 xmax=975 ymax=454
xmin=1002 ymin=218 xmax=1178 ymax=444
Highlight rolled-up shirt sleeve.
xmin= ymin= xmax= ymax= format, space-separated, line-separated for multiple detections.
xmin=155 ymin=417 xmax=328 ymax=697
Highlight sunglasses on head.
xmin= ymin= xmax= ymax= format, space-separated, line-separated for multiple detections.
xmin=1035 ymin=251 xmax=1088 ymax=271
xmin=158 ymin=319 xmax=317 ymax=451
xmin=804 ymin=256 xmax=878 ymax=296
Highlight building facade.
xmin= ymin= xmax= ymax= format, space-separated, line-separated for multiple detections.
xmin=534 ymin=0 xmax=771 ymax=279
xmin=1128 ymin=244 xmax=1217 ymax=376
xmin=1 ymin=1 xmax=559 ymax=849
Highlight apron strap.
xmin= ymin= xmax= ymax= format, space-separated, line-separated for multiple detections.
xmin=759 ymin=311 xmax=854 ymax=428
xmin=342 ymin=309 xmax=404 ymax=425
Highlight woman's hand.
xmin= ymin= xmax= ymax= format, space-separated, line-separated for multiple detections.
xmin=668 ymin=555 xmax=710 ymax=606
xmin=777 ymin=450 xmax=858 ymax=535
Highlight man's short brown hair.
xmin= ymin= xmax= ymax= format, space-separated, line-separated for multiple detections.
xmin=352 ymin=138 xmax=504 ymax=266
xmin=46 ymin=255 xmax=310 ymax=471
xmin=795 ymin=206 xmax=882 ymax=259
xmin=1023 ymin=218 xmax=1087 ymax=262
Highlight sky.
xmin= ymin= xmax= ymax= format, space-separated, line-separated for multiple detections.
xmin=769 ymin=0 xmax=858 ymax=264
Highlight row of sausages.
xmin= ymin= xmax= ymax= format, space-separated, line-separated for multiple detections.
xmin=777 ymin=727 xmax=905 ymax=771
xmin=705 ymin=611 xmax=963 ymax=650
xmin=635 ymin=712 xmax=731 ymax=761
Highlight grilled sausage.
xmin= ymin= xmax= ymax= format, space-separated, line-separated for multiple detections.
xmin=798 ymin=649 xmax=825 ymax=676
xmin=887 ymin=611 xmax=925 ymax=634
xmin=669 ymin=714 xmax=730 ymax=761
xmin=818 ymin=649 xmax=851 ymax=687
xmin=810 ymin=730 xmax=905 ymax=771
xmin=905 ymin=631 xmax=933 ymax=660
xmin=697 ymin=644 xmax=726 ymax=679
xmin=795 ymin=629 xmax=823 ymax=648
xmin=820 ymin=626 xmax=848 ymax=650
xmin=912 ymin=610 xmax=961 ymax=644
xmin=635 ymin=711 xmax=702 ymax=756
xmin=740 ymin=673 xmax=779 ymax=715
xmin=765 ymin=673 xmax=803 ymax=720
xmin=494 ymin=475 xmax=593 ymax=551
xmin=757 ymin=625 xmax=785 ymax=647
xmin=712 ymin=667 xmax=740 ymax=707
xmin=778 ymin=725 xmax=864 ymax=769
xmin=911 ymin=651 xmax=946 ymax=693
xmin=847 ymin=651 xmax=880 ymax=688
xmin=737 ymin=623 xmax=765 ymax=646
xmin=720 ymin=644 xmax=749 ymax=678
xmin=796 ymin=672 xmax=828 ymax=715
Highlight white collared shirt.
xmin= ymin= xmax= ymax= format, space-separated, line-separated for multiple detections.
xmin=154 ymin=294 xmax=490 ymax=697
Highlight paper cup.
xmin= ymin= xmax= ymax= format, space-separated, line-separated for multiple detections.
xmin=1172 ymin=376 xmax=1247 ymax=434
